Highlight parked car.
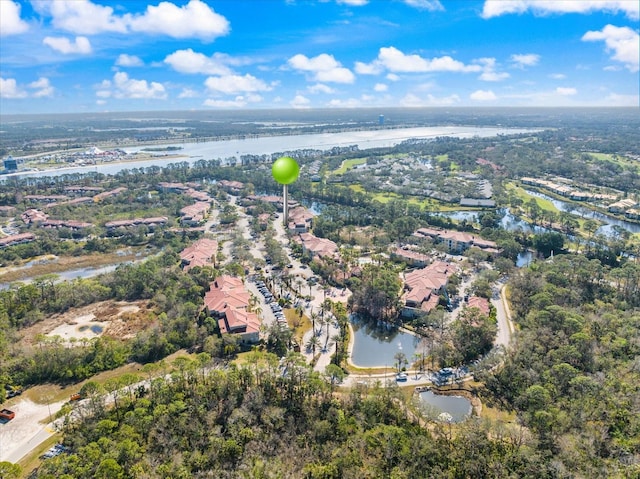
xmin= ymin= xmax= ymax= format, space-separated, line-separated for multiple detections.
xmin=0 ymin=408 xmax=16 ymax=421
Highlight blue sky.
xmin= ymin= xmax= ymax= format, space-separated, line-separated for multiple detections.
xmin=0 ymin=0 xmax=638 ymax=114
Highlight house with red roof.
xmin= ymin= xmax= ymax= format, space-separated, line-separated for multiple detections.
xmin=287 ymin=206 xmax=314 ymax=233
xmin=203 ymin=275 xmax=261 ymax=344
xmin=401 ymin=260 xmax=459 ymax=318
xmin=466 ymin=296 xmax=490 ymax=318
xmin=295 ymin=232 xmax=338 ymax=259
xmin=180 ymin=238 xmax=218 ymax=271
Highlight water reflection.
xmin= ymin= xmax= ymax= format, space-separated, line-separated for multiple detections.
xmin=524 ymin=189 xmax=640 ymax=235
xmin=419 ymin=390 xmax=472 ymax=423
xmin=350 ymin=315 xmax=420 ymax=368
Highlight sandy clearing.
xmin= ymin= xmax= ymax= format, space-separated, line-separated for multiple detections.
xmin=47 ymin=314 xmax=109 ymax=342
xmin=20 ymin=301 xmax=146 ymax=346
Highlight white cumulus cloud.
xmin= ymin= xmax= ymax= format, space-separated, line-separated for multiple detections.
xmin=116 ymin=54 xmax=143 ymax=67
xmin=511 ymin=53 xmax=540 ymax=68
xmin=360 ymin=47 xmax=481 ymax=73
xmin=475 ymin=57 xmax=510 ymax=81
xmin=97 ymin=72 xmax=167 ymax=99
xmin=374 ymin=83 xmax=388 ymax=92
xmin=178 ymin=88 xmax=198 ymax=99
xmin=29 ymin=77 xmax=54 ymax=98
xmin=204 ymin=74 xmax=271 ymax=95
xmin=33 ymin=0 xmax=127 ymax=34
xmin=127 ymin=0 xmax=230 ymax=40
xmin=308 ymin=84 xmax=335 ymax=94
xmin=0 ymin=0 xmax=29 ymax=36
xmin=291 ymin=95 xmax=311 ymax=109
xmin=470 ymin=89 xmax=497 ymax=101
xmin=165 ymin=49 xmax=233 ymax=75
xmin=0 ymin=77 xmax=28 ymax=98
xmin=549 ymin=73 xmax=567 ymax=80
xmin=288 ymin=53 xmax=355 ymax=83
xmin=32 ymin=0 xmax=230 ymax=40
xmin=582 ymin=25 xmax=639 ymax=72
xmin=481 ymin=1 xmax=639 ymax=20
xmin=43 ymin=36 xmax=92 ymax=54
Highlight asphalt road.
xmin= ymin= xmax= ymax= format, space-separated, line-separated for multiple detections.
xmin=491 ymin=283 xmax=514 ymax=349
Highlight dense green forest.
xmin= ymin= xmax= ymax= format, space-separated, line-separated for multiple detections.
xmin=7 ymin=252 xmax=638 ymax=479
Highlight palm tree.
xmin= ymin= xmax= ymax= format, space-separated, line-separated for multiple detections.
xmin=306 ymin=335 xmax=321 ymax=355
xmin=310 ymin=311 xmax=319 ymax=336
xmin=394 ymin=351 xmax=407 ymax=373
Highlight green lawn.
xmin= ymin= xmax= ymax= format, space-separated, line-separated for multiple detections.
xmin=508 ymin=182 xmax=560 ymax=213
xmin=585 ymin=151 xmax=639 ymax=171
xmin=332 ymin=157 xmax=367 ymax=175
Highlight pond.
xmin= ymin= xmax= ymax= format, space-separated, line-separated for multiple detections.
xmin=419 ymin=390 xmax=472 ymax=423
xmin=350 ymin=315 xmax=422 ymax=368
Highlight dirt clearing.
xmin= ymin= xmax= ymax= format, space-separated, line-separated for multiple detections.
xmin=20 ymin=300 xmax=152 ymax=346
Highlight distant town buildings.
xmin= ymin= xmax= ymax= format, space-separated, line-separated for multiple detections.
xmin=0 ymin=232 xmax=35 ymax=248
xmin=608 ymin=198 xmax=637 ymax=213
xmin=41 ymin=219 xmax=93 ymax=230
xmin=180 ymin=202 xmax=211 ymax=226
xmin=21 ymin=208 xmax=49 ymax=224
xmin=218 ymin=180 xmax=244 ymax=193
xmin=104 ymin=217 xmax=168 ymax=230
xmin=93 ymin=187 xmax=127 ymax=202
xmin=413 ymin=228 xmax=499 ymax=255
xmin=2 ymin=156 xmax=19 ymax=171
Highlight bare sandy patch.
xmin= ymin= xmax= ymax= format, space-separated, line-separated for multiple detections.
xmin=20 ymin=300 xmax=150 ymax=346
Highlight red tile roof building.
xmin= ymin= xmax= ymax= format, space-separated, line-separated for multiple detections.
xmin=466 ymin=296 xmax=490 ymax=317
xmin=180 ymin=238 xmax=218 ymax=271
xmin=203 ymin=275 xmax=261 ymax=344
xmin=180 ymin=202 xmax=210 ymax=226
xmin=296 ymin=232 xmax=338 ymax=259
xmin=93 ymin=187 xmax=127 ymax=202
xmin=41 ymin=219 xmax=93 ymax=229
xmin=413 ymin=227 xmax=499 ymax=254
xmin=391 ymin=247 xmax=430 ymax=267
xmin=287 ymin=206 xmax=314 ymax=233
xmin=401 ymin=260 xmax=459 ymax=318
xmin=104 ymin=216 xmax=168 ymax=229
xmin=0 ymin=232 xmax=36 ymax=248
xmin=21 ymin=209 xmax=48 ymax=224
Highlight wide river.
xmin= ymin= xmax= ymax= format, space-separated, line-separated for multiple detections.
xmin=5 ymin=125 xmax=537 ymax=180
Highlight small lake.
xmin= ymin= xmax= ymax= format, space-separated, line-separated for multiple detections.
xmin=350 ymin=315 xmax=422 ymax=368
xmin=419 ymin=390 xmax=472 ymax=423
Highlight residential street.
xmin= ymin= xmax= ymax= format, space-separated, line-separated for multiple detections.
xmin=492 ymin=283 xmax=514 ymax=350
